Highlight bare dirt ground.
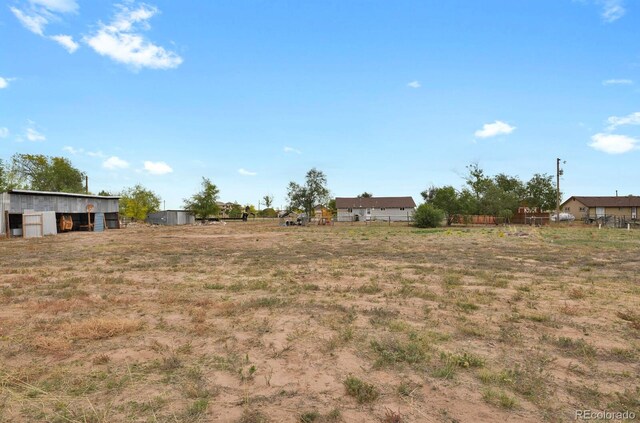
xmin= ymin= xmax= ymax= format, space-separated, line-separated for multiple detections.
xmin=0 ymin=221 xmax=639 ymax=422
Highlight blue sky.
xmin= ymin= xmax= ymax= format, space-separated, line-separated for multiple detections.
xmin=1 ymin=0 xmax=639 ymax=209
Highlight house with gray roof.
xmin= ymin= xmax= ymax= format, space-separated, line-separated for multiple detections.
xmin=335 ymin=196 xmax=416 ymax=222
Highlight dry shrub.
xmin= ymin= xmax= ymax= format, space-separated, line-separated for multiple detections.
xmin=64 ymin=317 xmax=142 ymax=340
xmin=30 ymin=335 xmax=72 ymax=352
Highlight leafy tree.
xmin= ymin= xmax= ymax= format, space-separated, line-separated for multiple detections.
xmin=98 ymin=190 xmax=112 ymax=196
xmin=259 ymin=207 xmax=277 ymax=218
xmin=414 ymin=204 xmax=445 ymax=228
xmin=120 ymin=184 xmax=161 ymax=221
xmin=465 ymin=163 xmax=492 ymax=204
xmin=327 ymin=198 xmax=337 ymax=214
xmin=287 ymin=168 xmax=330 ymax=216
xmin=358 ymin=192 xmax=373 ymax=198
xmin=525 ymin=173 xmax=557 ymax=211
xmin=183 ymin=178 xmax=220 ymax=220
xmin=262 ymin=195 xmax=274 ymax=209
xmin=228 ymin=203 xmax=243 ymax=218
xmin=11 ymin=153 xmax=85 ymax=193
xmin=422 ymin=186 xmax=462 ymax=225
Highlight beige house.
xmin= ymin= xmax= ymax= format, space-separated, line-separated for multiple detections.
xmin=335 ymin=197 xmax=416 ymax=222
xmin=560 ymin=196 xmax=640 ymax=221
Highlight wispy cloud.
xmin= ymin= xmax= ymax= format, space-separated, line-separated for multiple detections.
xmin=86 ymin=150 xmax=105 ymax=158
xmin=103 ymin=156 xmax=130 ymax=170
xmin=85 ymin=3 xmax=183 ymax=70
xmin=606 ymin=111 xmax=640 ymax=131
xmin=602 ymin=79 xmax=633 ymax=86
xmin=10 ymin=0 xmax=80 ymax=52
xmin=590 ymin=133 xmax=638 ymax=154
xmin=143 ymin=160 xmax=173 ymax=175
xmin=30 ymin=0 xmax=78 ymax=14
xmin=0 ymin=77 xmax=9 ymax=89
xmin=26 ymin=127 xmax=46 ymax=142
xmin=50 ymin=34 xmax=79 ymax=53
xmin=62 ymin=145 xmax=81 ymax=154
xmin=10 ymin=6 xmax=48 ymax=35
xmin=238 ymin=168 xmax=257 ymax=176
xmin=600 ymin=0 xmax=625 ymax=22
xmin=407 ymin=81 xmax=421 ymax=89
xmin=474 ymin=121 xmax=516 ymax=138
xmin=284 ymin=146 xmax=302 ymax=154
xmin=0 ymin=128 xmax=9 ymax=138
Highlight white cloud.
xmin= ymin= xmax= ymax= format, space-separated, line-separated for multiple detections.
xmin=600 ymin=0 xmax=625 ymax=22
xmin=407 ymin=81 xmax=421 ymax=88
xmin=26 ymin=127 xmax=46 ymax=141
xmin=62 ymin=145 xmax=81 ymax=154
xmin=85 ymin=4 xmax=183 ymax=70
xmin=50 ymin=34 xmax=79 ymax=53
xmin=590 ymin=133 xmax=638 ymax=154
xmin=238 ymin=168 xmax=257 ymax=176
xmin=143 ymin=160 xmax=173 ymax=175
xmin=0 ymin=77 xmax=9 ymax=89
xmin=103 ymin=156 xmax=130 ymax=170
xmin=603 ymin=79 xmax=633 ymax=85
xmin=474 ymin=120 xmax=516 ymax=138
xmin=284 ymin=146 xmax=302 ymax=154
xmin=10 ymin=6 xmax=48 ymax=35
xmin=0 ymin=128 xmax=9 ymax=138
xmin=606 ymin=112 xmax=640 ymax=131
xmin=30 ymin=0 xmax=78 ymax=13
xmin=86 ymin=150 xmax=106 ymax=158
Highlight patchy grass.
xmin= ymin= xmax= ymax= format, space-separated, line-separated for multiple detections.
xmin=0 ymin=222 xmax=638 ymax=421
xmin=343 ymin=376 xmax=379 ymax=404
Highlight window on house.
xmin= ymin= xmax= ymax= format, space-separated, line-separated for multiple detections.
xmin=400 ymin=207 xmax=405 ymax=211
xmin=380 ymin=207 xmax=386 ymax=211
xmin=564 ymin=207 xmax=570 ymax=212
xmin=579 ymin=207 xmax=586 ymax=212
xmin=347 ymin=208 xmax=352 ymax=213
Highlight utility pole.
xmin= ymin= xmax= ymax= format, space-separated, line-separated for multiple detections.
xmin=556 ymin=158 xmax=564 ymax=224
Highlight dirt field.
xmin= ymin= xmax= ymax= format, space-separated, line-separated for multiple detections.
xmin=1 ymin=222 xmax=639 ymax=422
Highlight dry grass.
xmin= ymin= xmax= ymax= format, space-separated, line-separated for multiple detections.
xmin=0 ymin=221 xmax=639 ymax=422
xmin=63 ymin=317 xmax=142 ymax=340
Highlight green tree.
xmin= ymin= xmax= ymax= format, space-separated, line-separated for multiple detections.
xmin=525 ymin=173 xmax=557 ymax=211
xmin=120 ymin=184 xmax=161 ymax=221
xmin=413 ymin=204 xmax=445 ymax=228
xmin=183 ymin=178 xmax=220 ymax=220
xmin=11 ymin=154 xmax=85 ymax=193
xmin=465 ymin=163 xmax=492 ymax=206
xmin=287 ymin=168 xmax=330 ymax=216
xmin=422 ymin=186 xmax=462 ymax=225
xmin=262 ymin=195 xmax=274 ymax=209
xmin=228 ymin=203 xmax=243 ymax=218
xmin=258 ymin=207 xmax=277 ymax=218
xmin=98 ymin=190 xmax=112 ymax=196
xmin=358 ymin=192 xmax=373 ymax=198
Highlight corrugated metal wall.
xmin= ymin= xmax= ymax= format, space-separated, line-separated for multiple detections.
xmin=0 ymin=193 xmax=8 ymax=235
xmin=8 ymin=193 xmax=119 ymax=214
xmin=147 ymin=210 xmax=195 ymax=225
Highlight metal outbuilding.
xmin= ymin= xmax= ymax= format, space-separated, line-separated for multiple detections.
xmin=146 ymin=210 xmax=195 ymax=226
xmin=1 ymin=190 xmax=120 ymax=238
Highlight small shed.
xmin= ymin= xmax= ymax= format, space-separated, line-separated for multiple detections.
xmin=146 ymin=210 xmax=195 ymax=226
xmin=1 ymin=189 xmax=120 ymax=238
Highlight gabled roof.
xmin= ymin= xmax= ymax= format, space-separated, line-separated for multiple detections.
xmin=335 ymin=196 xmax=416 ymax=209
xmin=563 ymin=196 xmax=640 ymax=207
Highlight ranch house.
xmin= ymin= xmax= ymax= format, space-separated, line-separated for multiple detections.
xmin=335 ymin=196 xmax=416 ymax=222
xmin=560 ymin=195 xmax=640 ymax=221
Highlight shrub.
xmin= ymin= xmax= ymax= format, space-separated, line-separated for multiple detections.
xmin=413 ymin=204 xmax=445 ymax=228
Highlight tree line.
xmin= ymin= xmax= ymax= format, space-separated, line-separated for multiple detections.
xmin=1 ymin=154 xmax=557 ymax=227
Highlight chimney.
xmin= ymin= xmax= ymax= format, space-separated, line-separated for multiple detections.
xmin=616 ymin=190 xmax=618 ymax=197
